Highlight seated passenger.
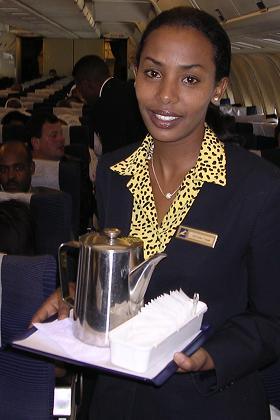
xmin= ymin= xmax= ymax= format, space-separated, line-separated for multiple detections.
xmin=0 ymin=199 xmax=35 ymax=255
xmin=0 ymin=141 xmax=54 ymax=195
xmin=49 ymin=68 xmax=57 ymax=78
xmin=0 ymin=142 xmax=34 ymax=193
xmin=28 ymin=113 xmax=65 ymax=161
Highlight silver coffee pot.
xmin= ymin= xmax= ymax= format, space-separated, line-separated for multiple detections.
xmin=58 ymin=228 xmax=166 ymax=347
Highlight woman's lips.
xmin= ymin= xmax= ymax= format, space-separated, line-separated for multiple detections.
xmin=148 ymin=110 xmax=181 ymax=129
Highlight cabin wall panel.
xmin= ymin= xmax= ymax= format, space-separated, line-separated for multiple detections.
xmin=248 ymin=54 xmax=280 ymax=114
xmin=230 ymin=53 xmax=280 ymax=114
xmin=158 ymin=0 xmax=186 ymax=10
xmin=230 ymin=56 xmax=256 ymax=106
xmin=43 ymin=39 xmax=73 ymax=76
xmin=73 ymin=39 xmax=104 ymax=65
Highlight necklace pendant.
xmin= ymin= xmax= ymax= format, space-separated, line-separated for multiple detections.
xmin=165 ymin=192 xmax=172 ymax=199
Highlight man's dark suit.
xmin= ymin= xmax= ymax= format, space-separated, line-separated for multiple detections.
xmin=90 ymin=141 xmax=280 ymax=419
xmin=88 ymin=78 xmax=147 ymax=154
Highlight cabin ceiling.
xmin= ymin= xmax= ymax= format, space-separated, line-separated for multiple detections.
xmin=0 ymin=0 xmax=279 ymax=52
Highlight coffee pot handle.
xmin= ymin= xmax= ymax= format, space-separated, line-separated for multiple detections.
xmin=58 ymin=241 xmax=81 ymax=307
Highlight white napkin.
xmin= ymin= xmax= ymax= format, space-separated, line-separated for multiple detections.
xmin=33 ymin=317 xmax=110 ymax=364
xmin=116 ymin=289 xmax=207 ymax=347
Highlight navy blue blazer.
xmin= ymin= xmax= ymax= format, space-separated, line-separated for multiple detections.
xmin=90 ymin=142 xmax=280 ymax=420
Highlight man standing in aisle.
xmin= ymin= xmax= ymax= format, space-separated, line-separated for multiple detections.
xmin=72 ymin=54 xmax=147 ymax=154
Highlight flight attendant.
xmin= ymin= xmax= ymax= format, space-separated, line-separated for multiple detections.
xmin=33 ymin=7 xmax=280 ymax=419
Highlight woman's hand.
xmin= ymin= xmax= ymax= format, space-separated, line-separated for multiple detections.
xmin=174 ymin=347 xmax=214 ymax=373
xmin=31 ymin=282 xmax=76 ymax=325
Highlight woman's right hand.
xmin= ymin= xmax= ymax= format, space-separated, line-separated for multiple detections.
xmin=31 ymin=282 xmax=76 ymax=325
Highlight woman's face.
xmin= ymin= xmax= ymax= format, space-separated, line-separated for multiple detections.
xmin=135 ymin=26 xmax=228 ymax=145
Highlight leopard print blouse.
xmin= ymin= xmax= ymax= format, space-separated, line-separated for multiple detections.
xmin=111 ymin=126 xmax=226 ymax=259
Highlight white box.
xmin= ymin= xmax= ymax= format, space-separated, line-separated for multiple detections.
xmin=109 ymin=304 xmax=207 ymax=373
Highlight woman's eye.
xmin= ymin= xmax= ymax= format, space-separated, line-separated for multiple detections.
xmin=183 ymin=75 xmax=199 ymax=85
xmin=144 ymin=69 xmax=161 ymax=79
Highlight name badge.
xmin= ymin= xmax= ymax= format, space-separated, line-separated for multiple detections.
xmin=176 ymin=225 xmax=218 ymax=248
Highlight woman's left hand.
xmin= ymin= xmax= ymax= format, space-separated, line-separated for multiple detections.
xmin=174 ymin=347 xmax=215 ymax=373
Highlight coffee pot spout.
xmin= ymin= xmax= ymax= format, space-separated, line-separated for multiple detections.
xmin=129 ymin=253 xmax=167 ymax=306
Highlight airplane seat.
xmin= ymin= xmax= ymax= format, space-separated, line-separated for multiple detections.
xmin=32 ymin=102 xmax=53 ymax=114
xmin=220 ymin=98 xmax=231 ymax=106
xmin=260 ymin=359 xmax=280 ymax=411
xmin=254 ymin=135 xmax=277 ymax=150
xmin=59 ymin=159 xmax=81 ymax=238
xmin=7 ymin=92 xmax=21 ymax=99
xmin=69 ymin=125 xmax=90 ymax=146
xmin=0 ymin=97 xmax=6 ymax=107
xmin=266 ymin=113 xmax=278 ymax=120
xmin=65 ymin=142 xmax=90 ymax=163
xmin=0 ymin=190 xmax=73 ymax=257
xmin=275 ymin=121 xmax=280 ymax=147
xmin=261 ymin=148 xmax=280 ymax=167
xmin=31 ymin=160 xmax=80 ymax=239
xmin=0 ymin=254 xmax=57 ymax=420
xmin=235 ymin=122 xmax=256 ymax=149
xmin=30 ymin=191 xmax=73 ymax=256
xmin=2 ymin=124 xmax=29 ymax=143
xmin=247 ymin=105 xmax=258 ymax=115
xmin=64 ymin=144 xmax=95 ymax=234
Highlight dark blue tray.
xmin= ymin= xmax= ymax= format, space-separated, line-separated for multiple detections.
xmin=11 ymin=323 xmax=212 ymax=386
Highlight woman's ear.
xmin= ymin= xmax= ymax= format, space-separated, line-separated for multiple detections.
xmin=211 ymin=77 xmax=229 ymax=105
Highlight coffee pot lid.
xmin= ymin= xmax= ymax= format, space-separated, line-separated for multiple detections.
xmin=80 ymin=227 xmax=143 ymax=251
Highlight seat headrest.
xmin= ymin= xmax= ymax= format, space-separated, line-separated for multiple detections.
xmin=32 ymin=159 xmax=60 ymax=190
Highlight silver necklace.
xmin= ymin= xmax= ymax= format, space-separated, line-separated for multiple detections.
xmin=151 ymin=155 xmax=182 ymax=200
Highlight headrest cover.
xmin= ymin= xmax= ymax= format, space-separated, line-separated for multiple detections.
xmin=0 ymin=191 xmax=33 ymax=204
xmin=32 ymin=159 xmax=60 ymax=190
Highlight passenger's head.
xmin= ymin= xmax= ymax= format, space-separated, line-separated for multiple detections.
xmin=5 ymin=97 xmax=23 ymax=109
xmin=72 ymin=55 xmax=110 ymax=105
xmin=28 ymin=113 xmax=65 ymax=161
xmin=134 ymin=7 xmax=230 ymax=141
xmin=1 ymin=110 xmax=30 ymax=127
xmin=0 ymin=141 xmax=34 ymax=193
xmin=49 ymin=68 xmax=57 ymax=77
xmin=0 ymin=199 xmax=35 ymax=255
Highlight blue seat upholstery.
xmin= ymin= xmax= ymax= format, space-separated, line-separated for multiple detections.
xmin=30 ymin=191 xmax=73 ymax=256
xmin=69 ymin=125 xmax=90 ymax=146
xmin=260 ymin=360 xmax=280 ymax=410
xmin=0 ymin=254 xmax=57 ymax=420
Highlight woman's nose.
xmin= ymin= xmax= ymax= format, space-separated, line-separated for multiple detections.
xmin=158 ymin=77 xmax=178 ymax=105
